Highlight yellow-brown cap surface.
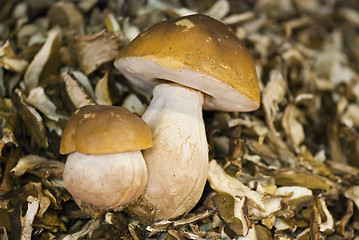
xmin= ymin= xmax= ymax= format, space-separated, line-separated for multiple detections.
xmin=60 ymin=105 xmax=152 ymax=155
xmin=114 ymin=14 xmax=260 ymax=112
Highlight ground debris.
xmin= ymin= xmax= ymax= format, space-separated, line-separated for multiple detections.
xmin=0 ymin=0 xmax=359 ymax=239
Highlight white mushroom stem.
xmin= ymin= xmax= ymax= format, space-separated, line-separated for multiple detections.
xmin=134 ymin=83 xmax=208 ymax=219
xmin=63 ymin=151 xmax=147 ymax=208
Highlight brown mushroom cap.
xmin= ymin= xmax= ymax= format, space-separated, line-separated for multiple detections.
xmin=60 ymin=105 xmax=152 ymax=155
xmin=114 ymin=14 xmax=260 ymax=112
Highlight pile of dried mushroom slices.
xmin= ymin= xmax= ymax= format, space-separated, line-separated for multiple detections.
xmin=1 ymin=0 xmax=359 ymax=239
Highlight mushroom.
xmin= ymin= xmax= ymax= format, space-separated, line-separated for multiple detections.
xmin=114 ymin=14 xmax=260 ymax=220
xmin=60 ymin=105 xmax=152 ymax=210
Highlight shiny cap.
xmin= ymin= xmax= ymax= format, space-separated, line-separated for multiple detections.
xmin=60 ymin=105 xmax=152 ymax=155
xmin=114 ymin=14 xmax=260 ymax=112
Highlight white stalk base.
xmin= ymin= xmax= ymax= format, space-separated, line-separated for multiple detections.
xmin=63 ymin=151 xmax=147 ymax=208
xmin=130 ymin=83 xmax=208 ymax=220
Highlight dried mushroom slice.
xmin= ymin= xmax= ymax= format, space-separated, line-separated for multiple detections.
xmin=274 ymin=170 xmax=331 ymax=191
xmin=276 ymin=186 xmax=313 ymax=211
xmin=0 ymin=41 xmax=29 ymax=73
xmin=212 ymin=193 xmax=250 ymax=236
xmin=26 ymin=87 xmax=68 ymax=122
xmin=281 ymin=104 xmax=305 ymax=151
xmin=12 ymin=89 xmax=48 ymax=149
xmin=0 ymin=97 xmax=19 ymax=148
xmin=67 ymin=70 xmax=96 ymax=99
xmin=71 ymin=31 xmax=121 ymax=75
xmin=61 ymin=72 xmax=94 ymax=109
xmin=0 ymin=146 xmax=19 ymax=193
xmin=47 ymin=1 xmax=84 ymax=38
xmin=316 ymin=197 xmax=334 ymax=234
xmin=345 ymin=186 xmax=359 ymax=209
xmin=121 ymin=93 xmax=147 ymax=116
xmin=104 ymin=13 xmax=121 ymax=34
xmin=11 ymin=154 xmax=64 ymax=180
xmin=24 ymin=28 xmax=61 ymax=91
xmin=94 ymin=71 xmax=112 ymax=105
xmin=208 ymin=160 xmax=282 ymax=218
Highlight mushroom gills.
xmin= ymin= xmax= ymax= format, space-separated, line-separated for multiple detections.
xmin=116 ymin=57 xmax=259 ymax=112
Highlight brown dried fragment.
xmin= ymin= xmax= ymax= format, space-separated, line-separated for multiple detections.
xmin=24 ymin=28 xmax=61 ymax=91
xmin=0 ymin=41 xmax=29 ymax=73
xmin=208 ymin=160 xmax=282 ymax=219
xmin=328 ymin=121 xmax=346 ymax=164
xmin=283 ymin=16 xmax=312 ymax=38
xmin=255 ymin=0 xmax=295 ymax=18
xmin=298 ymin=147 xmax=334 ymax=179
xmin=0 ymin=226 xmax=9 ymax=240
xmin=128 ymin=221 xmax=144 ymax=240
xmin=61 ymin=72 xmax=95 ymax=109
xmin=274 ymin=217 xmax=297 ymax=233
xmin=0 ymin=207 xmax=11 ymax=233
xmin=340 ymin=104 xmax=359 ymax=128
xmin=60 ymin=218 xmax=101 ymax=239
xmin=12 ymin=89 xmax=48 ymax=149
xmin=326 ymin=160 xmax=359 ymax=177
xmin=95 ymin=71 xmax=112 ymax=105
xmin=221 ymin=11 xmax=255 ymax=25
xmin=213 ymin=193 xmax=250 ymax=236
xmin=276 ymin=186 xmax=313 ymax=211
xmin=1 ymin=0 xmax=359 ymax=238
xmin=0 ymin=147 xmax=19 ymax=193
xmin=296 ymin=228 xmax=311 ymax=240
xmin=262 ymin=70 xmax=297 ymax=167
xmin=20 ymin=197 xmax=39 ymax=240
xmin=104 ymin=13 xmax=121 ymax=34
xmin=316 ymin=197 xmax=334 ymax=234
xmin=337 ymin=8 xmax=359 ymax=26
xmin=146 ymin=210 xmax=214 ymax=236
xmin=70 ymin=71 xmax=96 ymax=99
xmin=26 ymin=87 xmax=68 ymax=122
xmin=345 ymin=186 xmax=359 ymax=209
xmin=336 ymin=199 xmax=354 ymax=236
xmin=167 ymin=229 xmax=185 ymax=240
xmin=78 ymin=0 xmax=99 ymax=12
xmin=168 ymin=228 xmax=214 ymax=240
xmin=24 ymin=182 xmax=52 ymax=219
xmin=71 ymin=31 xmax=121 ymax=75
xmin=47 ymin=1 xmax=84 ymax=38
xmin=209 ymin=160 xmax=264 ymax=210
xmin=204 ymin=0 xmax=230 ymax=20
xmin=274 ymin=171 xmax=331 ymax=191
xmin=59 ymin=46 xmax=77 ymax=68
xmin=121 ymin=93 xmax=147 ymax=116
xmin=33 ymin=209 xmax=67 ymax=232
xmin=261 ymin=62 xmax=282 ymax=100
xmin=246 ymin=139 xmax=278 ymax=161
xmin=237 ymin=224 xmax=272 ymax=240
xmin=281 ymin=104 xmax=305 ymax=151
xmin=0 ymin=98 xmax=18 ymax=148
xmin=310 ymin=205 xmax=321 ymax=240
xmin=10 ymin=154 xmax=64 ymax=179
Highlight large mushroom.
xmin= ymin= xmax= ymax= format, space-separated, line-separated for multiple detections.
xmin=60 ymin=105 xmax=152 ymax=210
xmin=114 ymin=14 xmax=260 ymax=220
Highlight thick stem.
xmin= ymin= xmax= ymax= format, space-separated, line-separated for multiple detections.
xmin=131 ymin=83 xmax=208 ymax=220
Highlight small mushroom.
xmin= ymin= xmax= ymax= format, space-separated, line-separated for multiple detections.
xmin=60 ymin=105 xmax=152 ymax=210
xmin=114 ymin=14 xmax=260 ymax=220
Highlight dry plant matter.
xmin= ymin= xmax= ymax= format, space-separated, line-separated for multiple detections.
xmin=0 ymin=0 xmax=359 ymax=239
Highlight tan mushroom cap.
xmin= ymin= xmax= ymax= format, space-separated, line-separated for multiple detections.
xmin=114 ymin=14 xmax=260 ymax=112
xmin=60 ymin=105 xmax=152 ymax=155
